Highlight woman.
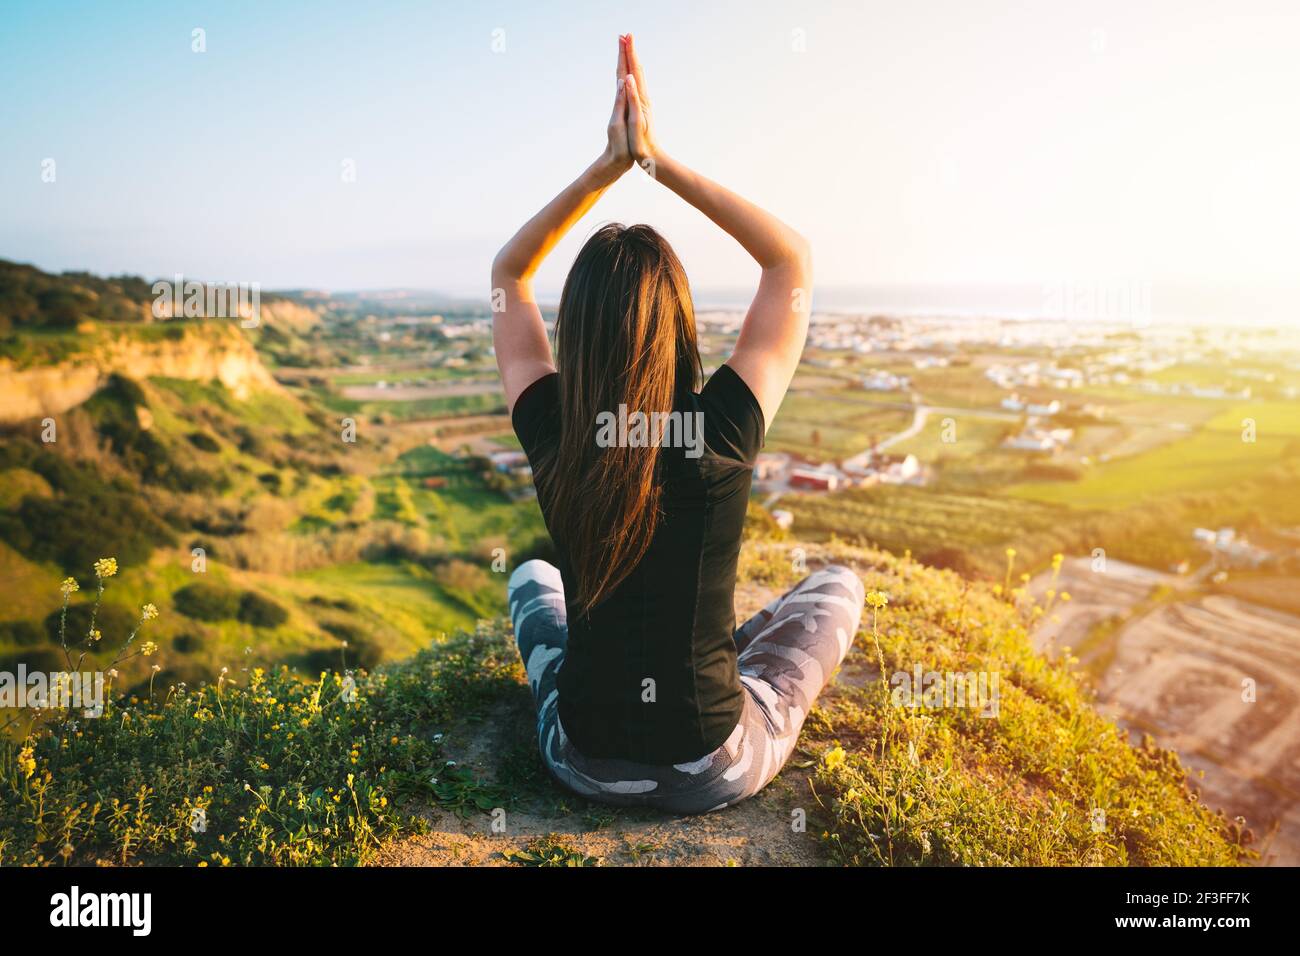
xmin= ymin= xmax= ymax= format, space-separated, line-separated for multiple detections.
xmin=492 ymin=35 xmax=865 ymax=814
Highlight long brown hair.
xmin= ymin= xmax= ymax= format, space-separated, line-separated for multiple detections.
xmin=537 ymin=223 xmax=701 ymax=615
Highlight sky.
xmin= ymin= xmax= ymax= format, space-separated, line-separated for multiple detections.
xmin=2 ymin=0 xmax=1298 ymax=317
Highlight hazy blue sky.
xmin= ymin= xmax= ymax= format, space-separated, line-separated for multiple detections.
xmin=3 ymin=0 xmax=1298 ymax=308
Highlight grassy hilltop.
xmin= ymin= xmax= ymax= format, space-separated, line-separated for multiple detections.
xmin=0 ymin=538 xmax=1250 ymax=866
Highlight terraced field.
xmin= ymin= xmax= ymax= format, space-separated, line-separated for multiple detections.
xmin=1030 ymin=558 xmax=1300 ymax=866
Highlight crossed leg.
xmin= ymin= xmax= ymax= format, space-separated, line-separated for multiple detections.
xmin=508 ymin=559 xmax=865 ymax=814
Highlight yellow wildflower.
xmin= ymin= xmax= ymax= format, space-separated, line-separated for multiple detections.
xmin=17 ymin=744 xmax=37 ymax=780
xmin=93 ymin=557 xmax=118 ymax=579
xmin=866 ymin=591 xmax=889 ymax=609
xmin=60 ymin=577 xmax=80 ymax=596
xmin=141 ymin=603 xmax=159 ymax=621
xmin=140 ymin=642 xmax=158 ymax=656
xmin=823 ymin=745 xmax=847 ymax=771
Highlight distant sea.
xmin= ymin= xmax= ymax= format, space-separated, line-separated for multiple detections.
xmin=328 ymin=280 xmax=1298 ymax=330
xmin=688 ymin=282 xmax=1299 ymax=330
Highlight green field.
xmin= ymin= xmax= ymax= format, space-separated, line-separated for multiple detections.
xmin=889 ymin=414 xmax=1010 ymax=462
xmin=767 ymin=392 xmax=914 ymax=460
xmin=1010 ymin=401 xmax=1300 ymax=508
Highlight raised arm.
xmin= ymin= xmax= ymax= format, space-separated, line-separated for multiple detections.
xmin=490 ymin=41 xmax=634 ymax=411
xmin=622 ymin=34 xmax=811 ymax=430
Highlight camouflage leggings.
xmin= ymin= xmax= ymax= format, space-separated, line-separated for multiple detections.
xmin=508 ymin=560 xmax=865 ymax=815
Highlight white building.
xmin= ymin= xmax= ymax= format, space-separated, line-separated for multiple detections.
xmin=878 ymin=454 xmax=922 ymax=484
xmin=754 ymin=452 xmax=790 ymax=482
xmin=1004 ymin=427 xmax=1072 ymax=452
xmin=860 ymin=371 xmax=911 ymax=392
xmin=489 ymin=449 xmax=529 ymax=472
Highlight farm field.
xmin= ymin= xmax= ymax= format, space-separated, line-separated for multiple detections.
xmin=1010 ymin=401 xmax=1300 ymax=508
xmin=1028 ymin=558 xmax=1300 ymax=865
xmin=765 ymin=391 xmax=914 ymax=461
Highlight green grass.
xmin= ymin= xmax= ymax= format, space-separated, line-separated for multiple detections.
xmin=888 ymin=415 xmax=1009 ymax=462
xmin=3 ymin=539 xmax=1248 ymax=866
xmin=767 ymin=393 xmax=914 ymax=461
xmin=746 ymin=541 xmax=1248 ymax=866
xmin=504 ymin=834 xmax=604 ymax=867
xmin=297 ymin=561 xmax=494 ymax=648
xmin=0 ymin=542 xmax=63 ymax=625
xmin=382 ymin=446 xmax=547 ymax=548
xmin=781 ymin=485 xmax=1070 ymax=575
xmin=319 ymin=390 xmax=505 ymax=422
xmin=1010 ymin=401 xmax=1300 ymax=508
xmin=0 ymin=622 xmax=524 ymax=865
xmin=151 ymin=376 xmax=317 ymax=435
xmin=0 ymin=468 xmax=53 ymax=509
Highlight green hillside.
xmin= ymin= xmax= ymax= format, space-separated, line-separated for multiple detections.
xmin=0 ymin=539 xmax=1250 ymax=866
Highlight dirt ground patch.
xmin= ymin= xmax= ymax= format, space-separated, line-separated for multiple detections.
xmin=372 ymin=581 xmax=843 ymax=867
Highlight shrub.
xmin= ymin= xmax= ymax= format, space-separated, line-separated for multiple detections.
xmin=321 ymin=621 xmax=363 ymax=644
xmin=172 ymin=582 xmax=241 ymax=621
xmin=187 ymin=432 xmax=221 ymax=453
xmin=297 ymin=638 xmax=381 ymax=675
xmin=237 ymin=591 xmax=288 ymax=628
xmin=0 ymin=619 xmax=45 ymax=646
xmin=0 ymin=490 xmax=174 ymax=575
xmin=171 ymin=633 xmax=201 ymax=654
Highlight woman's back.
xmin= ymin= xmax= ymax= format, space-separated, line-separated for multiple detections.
xmin=512 ymin=364 xmax=764 ymax=763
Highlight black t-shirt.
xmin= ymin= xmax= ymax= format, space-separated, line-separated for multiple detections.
xmin=511 ymin=363 xmax=765 ymax=764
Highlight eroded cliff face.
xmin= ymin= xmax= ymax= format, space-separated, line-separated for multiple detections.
xmin=0 ymin=321 xmax=280 ymax=423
